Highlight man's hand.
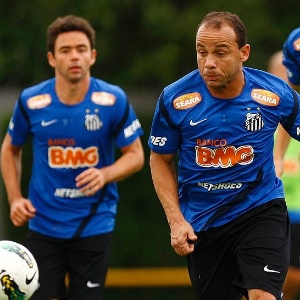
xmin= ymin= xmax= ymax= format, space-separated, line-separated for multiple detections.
xmin=170 ymin=221 xmax=197 ymax=256
xmin=76 ymin=168 xmax=107 ymax=196
xmin=10 ymin=198 xmax=36 ymax=226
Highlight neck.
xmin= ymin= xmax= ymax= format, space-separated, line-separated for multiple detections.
xmin=55 ymin=76 xmax=90 ymax=105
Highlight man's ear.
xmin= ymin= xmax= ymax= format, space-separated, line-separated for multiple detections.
xmin=90 ymin=49 xmax=97 ymax=66
xmin=47 ymin=51 xmax=55 ymax=68
xmin=240 ymin=44 xmax=250 ymax=62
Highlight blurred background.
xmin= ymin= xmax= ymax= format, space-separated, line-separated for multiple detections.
xmin=0 ymin=0 xmax=299 ymax=298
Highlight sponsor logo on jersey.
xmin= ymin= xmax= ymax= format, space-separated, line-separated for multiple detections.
xmin=198 ymin=181 xmax=243 ymax=191
xmin=244 ymin=112 xmax=264 ymax=131
xmin=41 ymin=119 xmax=58 ymax=127
xmin=8 ymin=118 xmax=14 ymax=130
xmin=190 ymin=118 xmax=207 ymax=126
xmin=251 ymin=89 xmax=280 ymax=106
xmin=287 ymin=68 xmax=294 ymax=79
xmin=48 ymin=146 xmax=99 ymax=168
xmin=124 ymin=119 xmax=141 ymax=138
xmin=294 ymin=38 xmax=300 ymax=51
xmin=150 ymin=136 xmax=167 ymax=146
xmin=48 ymin=139 xmax=76 ymax=146
xmin=195 ymin=145 xmax=254 ymax=168
xmin=85 ymin=113 xmax=102 ymax=131
xmin=27 ymin=94 xmax=52 ymax=109
xmin=55 ymin=188 xmax=86 ymax=198
xmin=196 ymin=138 xmax=227 ymax=147
xmin=91 ymin=92 xmax=116 ymax=105
xmin=173 ymin=92 xmax=202 ymax=110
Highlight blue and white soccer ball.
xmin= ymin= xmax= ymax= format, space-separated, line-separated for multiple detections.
xmin=0 ymin=240 xmax=39 ymax=299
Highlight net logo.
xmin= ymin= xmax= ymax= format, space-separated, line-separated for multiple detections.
xmin=48 ymin=146 xmax=99 ymax=168
xmin=124 ymin=119 xmax=141 ymax=138
xmin=195 ymin=145 xmax=254 ymax=168
xmin=150 ymin=136 xmax=167 ymax=146
xmin=198 ymin=181 xmax=243 ymax=191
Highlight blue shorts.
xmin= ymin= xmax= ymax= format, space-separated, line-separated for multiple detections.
xmin=26 ymin=230 xmax=113 ymax=300
xmin=186 ymin=199 xmax=290 ymax=300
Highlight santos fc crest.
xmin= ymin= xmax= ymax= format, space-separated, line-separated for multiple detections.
xmin=244 ymin=112 xmax=264 ymax=131
xmin=84 ymin=113 xmax=103 ymax=131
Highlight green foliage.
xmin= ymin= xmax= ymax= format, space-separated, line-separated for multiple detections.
xmin=0 ymin=0 xmax=299 ymax=89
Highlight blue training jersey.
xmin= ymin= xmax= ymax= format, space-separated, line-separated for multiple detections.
xmin=148 ymin=67 xmax=300 ymax=232
xmin=283 ymin=27 xmax=300 ymax=85
xmin=8 ymin=77 xmax=143 ymax=239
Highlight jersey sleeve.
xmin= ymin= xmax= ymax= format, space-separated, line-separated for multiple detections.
xmin=8 ymin=97 xmax=30 ymax=146
xmin=283 ymin=28 xmax=300 ymax=85
xmin=112 ymin=92 xmax=143 ymax=148
xmin=280 ymin=85 xmax=300 ymax=140
xmin=148 ymin=91 xmax=181 ymax=154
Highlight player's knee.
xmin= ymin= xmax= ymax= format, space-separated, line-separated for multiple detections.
xmin=248 ymin=288 xmax=278 ymax=300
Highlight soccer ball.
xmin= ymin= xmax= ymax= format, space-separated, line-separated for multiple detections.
xmin=0 ymin=240 xmax=39 ymax=299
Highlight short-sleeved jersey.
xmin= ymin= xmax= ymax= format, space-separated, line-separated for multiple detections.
xmin=8 ymin=77 xmax=143 ymax=238
xmin=283 ymin=27 xmax=300 ymax=85
xmin=148 ymin=67 xmax=300 ymax=232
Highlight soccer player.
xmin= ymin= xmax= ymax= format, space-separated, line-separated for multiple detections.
xmin=0 ymin=15 xmax=144 ymax=300
xmin=282 ymin=27 xmax=300 ymax=92
xmin=148 ymin=11 xmax=299 ymax=300
xmin=274 ymin=28 xmax=300 ymax=181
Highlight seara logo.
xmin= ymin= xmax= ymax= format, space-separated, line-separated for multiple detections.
xmin=173 ymin=92 xmax=202 ymax=110
xmin=91 ymin=92 xmax=116 ymax=106
xmin=251 ymin=89 xmax=280 ymax=106
xmin=27 ymin=94 xmax=52 ymax=109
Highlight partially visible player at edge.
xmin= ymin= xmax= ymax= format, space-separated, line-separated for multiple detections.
xmin=272 ymin=37 xmax=300 ymax=300
xmin=0 ymin=15 xmax=144 ymax=300
xmin=274 ymin=27 xmax=300 ymax=176
xmin=148 ymin=11 xmax=300 ymax=300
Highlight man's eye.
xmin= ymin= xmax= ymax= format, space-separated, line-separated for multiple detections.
xmin=60 ymin=49 xmax=69 ymax=54
xmin=198 ymin=50 xmax=207 ymax=56
xmin=78 ymin=47 xmax=88 ymax=53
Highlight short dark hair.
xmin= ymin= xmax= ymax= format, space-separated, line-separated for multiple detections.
xmin=198 ymin=11 xmax=247 ymax=49
xmin=47 ymin=15 xmax=96 ymax=53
